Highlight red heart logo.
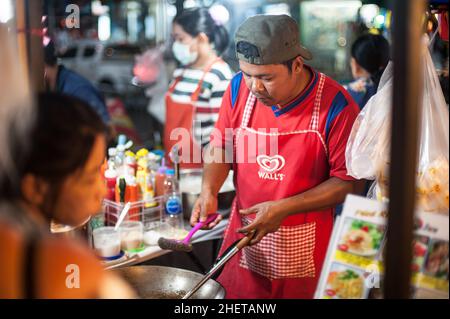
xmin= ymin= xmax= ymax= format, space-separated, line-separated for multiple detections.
xmin=256 ymin=155 xmax=285 ymax=172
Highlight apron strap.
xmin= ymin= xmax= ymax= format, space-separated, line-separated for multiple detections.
xmin=308 ymin=73 xmax=325 ymax=131
xmin=235 ymin=73 xmax=328 ymax=159
xmin=191 ymin=57 xmax=223 ymax=103
xmin=168 ymin=75 xmax=183 ymax=93
xmin=168 ymin=57 xmax=223 ymax=107
xmin=239 ymin=93 xmax=257 ymax=129
xmin=234 ymin=92 xmax=257 ymax=160
xmin=240 ymin=73 xmax=326 ymax=131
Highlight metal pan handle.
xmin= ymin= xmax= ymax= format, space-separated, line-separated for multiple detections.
xmin=210 ymin=232 xmax=254 ymax=280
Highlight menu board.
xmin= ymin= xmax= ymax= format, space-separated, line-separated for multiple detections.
xmin=315 ymin=194 xmax=449 ymax=299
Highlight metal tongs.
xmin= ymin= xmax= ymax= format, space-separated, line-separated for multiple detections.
xmin=182 ymin=231 xmax=255 ymax=299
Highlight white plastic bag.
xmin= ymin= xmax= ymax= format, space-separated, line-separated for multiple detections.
xmin=346 ymin=36 xmax=449 ymax=214
xmin=415 ymin=36 xmax=449 ymax=213
xmin=345 ymin=61 xmax=393 ymax=181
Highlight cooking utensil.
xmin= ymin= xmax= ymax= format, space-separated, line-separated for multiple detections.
xmin=114 ymin=202 xmax=131 ymax=231
xmin=112 ymin=265 xmax=225 ymax=299
xmin=180 ymin=169 xmax=235 ymax=220
xmin=182 ymin=232 xmax=254 ymax=299
xmin=50 ymin=216 xmax=90 ymax=240
xmin=157 ymin=213 xmax=219 ymax=252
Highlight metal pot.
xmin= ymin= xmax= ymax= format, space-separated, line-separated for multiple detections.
xmin=113 ymin=265 xmax=225 ymax=299
xmin=179 ymin=169 xmax=235 ymax=220
xmin=50 ymin=216 xmax=90 ymax=240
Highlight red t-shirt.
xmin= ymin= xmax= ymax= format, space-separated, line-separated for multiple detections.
xmin=210 ymin=66 xmax=359 ymax=181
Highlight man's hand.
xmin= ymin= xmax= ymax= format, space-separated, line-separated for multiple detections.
xmin=237 ymin=201 xmax=286 ymax=246
xmin=190 ymin=192 xmax=222 ymax=229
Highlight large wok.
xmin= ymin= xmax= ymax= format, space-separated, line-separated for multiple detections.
xmin=113 ymin=266 xmax=225 ymax=299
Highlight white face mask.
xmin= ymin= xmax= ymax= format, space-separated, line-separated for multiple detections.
xmin=172 ymin=41 xmax=198 ymax=66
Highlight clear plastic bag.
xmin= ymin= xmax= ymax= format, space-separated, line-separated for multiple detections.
xmin=346 ymin=36 xmax=449 ymax=214
xmin=415 ymin=36 xmax=449 ymax=213
xmin=345 ymin=61 xmax=393 ymax=181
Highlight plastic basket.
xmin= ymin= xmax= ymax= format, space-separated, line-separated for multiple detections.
xmin=88 ymin=193 xmax=187 ymax=252
xmin=90 ymin=195 xmax=168 ymax=233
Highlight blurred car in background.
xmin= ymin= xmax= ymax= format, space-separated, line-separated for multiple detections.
xmin=58 ymin=40 xmax=143 ymax=95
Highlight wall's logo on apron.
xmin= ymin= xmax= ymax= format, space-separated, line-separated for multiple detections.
xmin=256 ymin=155 xmax=286 ymax=181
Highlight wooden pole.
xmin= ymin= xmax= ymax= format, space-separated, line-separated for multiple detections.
xmin=27 ymin=0 xmax=45 ymax=93
xmin=15 ymin=0 xmax=45 ymax=94
xmin=384 ymin=0 xmax=426 ymax=298
xmin=15 ymin=0 xmax=29 ymax=80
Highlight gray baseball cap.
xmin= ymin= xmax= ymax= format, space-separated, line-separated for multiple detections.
xmin=235 ymin=14 xmax=312 ymax=65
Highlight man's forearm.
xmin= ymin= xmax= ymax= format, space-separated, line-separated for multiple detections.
xmin=201 ymin=146 xmax=231 ymax=196
xmin=275 ymin=177 xmax=364 ymax=218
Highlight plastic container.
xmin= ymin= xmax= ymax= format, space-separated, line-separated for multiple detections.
xmin=136 ymin=148 xmax=149 ymax=160
xmin=93 ymin=195 xmax=169 ymax=249
xmin=136 ymin=167 xmax=147 ymax=200
xmin=101 ymin=194 xmax=164 ymax=229
xmin=114 ymin=135 xmax=127 ymax=176
xmin=104 ymin=168 xmax=117 ymax=201
xmin=125 ymin=151 xmax=137 ymax=176
xmin=163 ymin=169 xmax=184 ymax=234
xmin=164 ymin=169 xmax=179 ymax=193
xmin=107 ymin=148 xmax=117 ymax=170
xmin=136 ymin=157 xmax=156 ymax=206
xmin=119 ymin=221 xmax=144 ymax=252
xmin=114 ymin=151 xmax=125 ymax=177
xmin=155 ymin=159 xmax=168 ymax=197
xmin=93 ymin=226 xmax=122 ymax=259
xmin=125 ymin=175 xmax=140 ymax=220
xmin=113 ymin=176 xmax=139 ymax=222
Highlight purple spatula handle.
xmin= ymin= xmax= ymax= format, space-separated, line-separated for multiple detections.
xmin=182 ymin=213 xmax=220 ymax=244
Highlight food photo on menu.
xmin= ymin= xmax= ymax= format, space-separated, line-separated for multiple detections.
xmin=424 ymin=240 xmax=449 ymax=280
xmin=323 ymin=263 xmax=367 ymax=299
xmin=337 ymin=219 xmax=385 ymax=258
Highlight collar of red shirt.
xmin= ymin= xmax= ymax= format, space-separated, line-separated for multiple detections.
xmin=270 ymin=65 xmax=318 ymax=117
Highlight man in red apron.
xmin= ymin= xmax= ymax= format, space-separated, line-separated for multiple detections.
xmin=191 ymin=15 xmax=362 ymax=298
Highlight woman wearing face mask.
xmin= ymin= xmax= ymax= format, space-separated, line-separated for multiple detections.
xmin=344 ymin=33 xmax=390 ymax=110
xmin=165 ymin=8 xmax=233 ymax=168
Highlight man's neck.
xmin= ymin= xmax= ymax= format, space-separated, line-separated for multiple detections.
xmin=276 ymin=66 xmax=312 ymax=109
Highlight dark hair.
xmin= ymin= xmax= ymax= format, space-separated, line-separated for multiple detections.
xmin=1 ymin=93 xmax=107 ymax=214
xmin=281 ymin=56 xmax=299 ymax=74
xmin=351 ymin=33 xmax=390 ymax=88
xmin=44 ymin=41 xmax=57 ymax=67
xmin=173 ymin=8 xmax=229 ymax=55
